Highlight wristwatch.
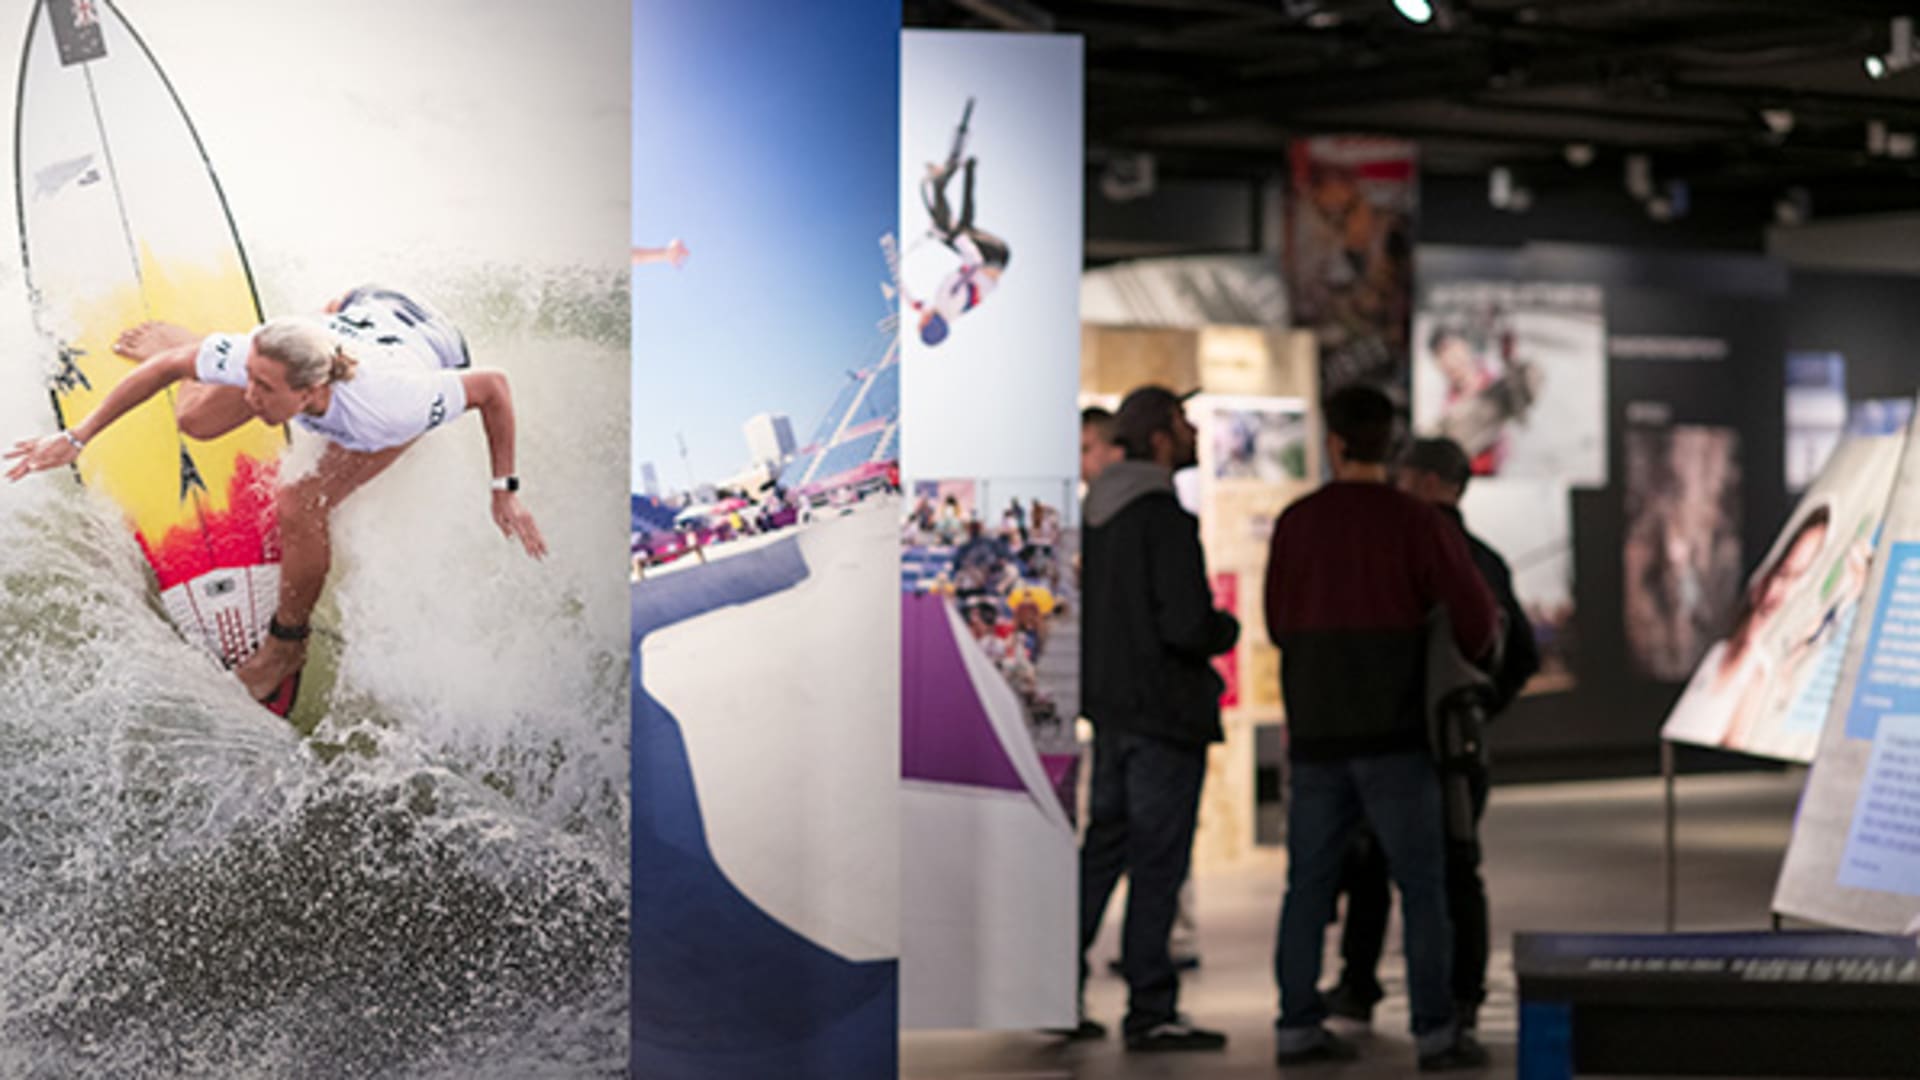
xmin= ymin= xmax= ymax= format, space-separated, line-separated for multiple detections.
xmin=490 ymin=475 xmax=520 ymax=493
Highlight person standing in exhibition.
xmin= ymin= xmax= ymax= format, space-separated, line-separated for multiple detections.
xmin=1076 ymin=386 xmax=1239 ymax=1052
xmin=1076 ymin=402 xmax=1205 ymax=978
xmin=1322 ymin=436 xmax=1541 ymax=1035
xmin=1264 ymin=386 xmax=1497 ymax=1071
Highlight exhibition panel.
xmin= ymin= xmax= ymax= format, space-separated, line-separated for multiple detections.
xmin=630 ymin=2 xmax=902 ymax=1077
xmin=1778 ymin=403 xmax=1920 ymax=936
xmin=1663 ymin=436 xmax=1904 ymax=763
xmin=0 ymin=1 xmax=632 ymax=1075
xmin=897 ymin=28 xmax=1084 ymax=1031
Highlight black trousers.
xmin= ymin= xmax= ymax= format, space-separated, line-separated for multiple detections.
xmin=925 ymin=158 xmax=1010 ymax=272
xmin=1079 ymin=729 xmax=1207 ymax=1035
xmin=1334 ymin=763 xmax=1490 ymax=1009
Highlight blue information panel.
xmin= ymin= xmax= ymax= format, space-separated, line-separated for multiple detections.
xmin=1844 ymin=541 xmax=1920 ymax=742
xmin=1840 ymin=713 xmax=1920 ymax=897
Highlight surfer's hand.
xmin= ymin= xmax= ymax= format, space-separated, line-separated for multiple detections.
xmin=4 ymin=433 xmax=79 ymax=481
xmin=492 ymin=490 xmax=548 ymax=559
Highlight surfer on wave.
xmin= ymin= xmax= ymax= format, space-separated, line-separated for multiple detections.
xmin=5 ymin=285 xmax=546 ymax=707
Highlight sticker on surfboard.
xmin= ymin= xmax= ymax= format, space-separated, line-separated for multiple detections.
xmin=15 ymin=0 xmax=299 ymax=714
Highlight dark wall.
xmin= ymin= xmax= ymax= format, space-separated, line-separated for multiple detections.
xmin=1420 ymin=174 xmax=1769 ymax=255
xmin=1450 ymin=254 xmax=1920 ymax=781
xmin=1082 ymin=171 xmax=1771 ymax=265
xmin=1418 ymin=245 xmax=1792 ymax=779
xmin=1786 ymin=271 xmax=1920 ymax=405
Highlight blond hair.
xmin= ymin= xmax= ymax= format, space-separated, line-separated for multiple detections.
xmin=254 ymin=316 xmax=358 ymax=387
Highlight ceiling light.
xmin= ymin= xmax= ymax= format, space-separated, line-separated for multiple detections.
xmin=1625 ymin=154 xmax=1653 ymax=200
xmin=1563 ymin=142 xmax=1595 ymax=168
xmin=1393 ymin=0 xmax=1434 ymax=24
xmin=1099 ymin=153 xmax=1156 ymax=203
xmin=1774 ymin=187 xmax=1811 ymax=227
xmin=1487 ymin=166 xmax=1532 ymax=213
xmin=1867 ymin=16 xmax=1913 ymax=80
xmin=1761 ymin=109 xmax=1794 ymax=136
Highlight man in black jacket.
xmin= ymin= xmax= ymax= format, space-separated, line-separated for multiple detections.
xmin=1323 ymin=436 xmax=1541 ymax=1035
xmin=1077 ymin=385 xmax=1239 ymax=1052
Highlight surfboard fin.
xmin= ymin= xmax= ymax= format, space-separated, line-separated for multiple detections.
xmin=258 ymin=670 xmax=302 ymax=718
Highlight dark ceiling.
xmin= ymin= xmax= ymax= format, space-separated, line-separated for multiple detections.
xmin=904 ymin=0 xmax=1920 ymax=222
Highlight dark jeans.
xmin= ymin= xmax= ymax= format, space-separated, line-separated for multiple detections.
xmin=1275 ymin=751 xmax=1456 ymax=1053
xmin=1335 ymin=764 xmax=1490 ymax=1010
xmin=1079 ymin=729 xmax=1207 ymax=1036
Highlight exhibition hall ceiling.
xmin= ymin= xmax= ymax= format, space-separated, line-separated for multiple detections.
xmin=906 ymin=0 xmax=1920 ymax=218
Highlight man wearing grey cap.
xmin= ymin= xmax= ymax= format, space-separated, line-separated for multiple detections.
xmin=1076 ymin=385 xmax=1239 ymax=1052
xmin=1322 ymin=435 xmax=1541 ymax=1036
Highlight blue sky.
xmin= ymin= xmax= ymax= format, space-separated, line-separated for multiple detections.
xmin=632 ymin=0 xmax=898 ymax=493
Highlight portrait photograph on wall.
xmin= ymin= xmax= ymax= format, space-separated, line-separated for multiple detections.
xmin=1623 ymin=423 xmax=1744 ymax=683
xmin=1412 ymin=280 xmax=1607 ymax=487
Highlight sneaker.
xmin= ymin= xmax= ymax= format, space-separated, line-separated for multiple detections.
xmin=1419 ymin=1032 xmax=1491 ymax=1072
xmin=1124 ymin=1019 xmax=1228 ymax=1052
xmin=1043 ymin=1017 xmax=1106 ymax=1041
xmin=1322 ymin=981 xmax=1382 ymax=1025
xmin=1274 ymin=1030 xmax=1360 ymax=1066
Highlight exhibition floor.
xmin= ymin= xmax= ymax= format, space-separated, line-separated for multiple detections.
xmin=902 ymin=768 xmax=1805 ymax=1078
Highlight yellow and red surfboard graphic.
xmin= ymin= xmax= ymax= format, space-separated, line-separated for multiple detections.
xmin=16 ymin=0 xmax=294 ymax=710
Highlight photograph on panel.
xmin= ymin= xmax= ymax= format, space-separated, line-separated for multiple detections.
xmin=901 ymin=476 xmax=1079 ymax=814
xmin=1622 ymin=423 xmax=1744 ymax=682
xmin=630 ymin=2 xmax=903 ymax=1077
xmin=1458 ymin=481 xmax=1579 ymax=695
xmin=0 ymin=1 xmax=630 ymax=1075
xmin=1664 ymin=434 xmax=1903 ymax=761
xmin=898 ymin=27 xmax=1082 ymax=1033
xmin=1411 ymin=280 xmax=1606 ymax=487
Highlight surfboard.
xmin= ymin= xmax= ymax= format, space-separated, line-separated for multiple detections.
xmin=14 ymin=0 xmax=300 ymax=715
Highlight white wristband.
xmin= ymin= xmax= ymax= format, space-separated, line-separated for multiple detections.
xmin=490 ymin=475 xmax=519 ymax=493
xmin=62 ymin=430 xmax=84 ymax=453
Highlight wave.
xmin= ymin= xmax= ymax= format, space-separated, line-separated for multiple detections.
xmin=0 ymin=263 xmax=630 ymax=1077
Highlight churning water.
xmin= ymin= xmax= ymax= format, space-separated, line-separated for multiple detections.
xmin=0 ymin=261 xmax=631 ymax=1079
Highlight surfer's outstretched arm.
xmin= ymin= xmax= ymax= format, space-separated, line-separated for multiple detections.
xmin=460 ymin=370 xmax=548 ymax=559
xmin=4 ymin=346 xmax=197 ymax=480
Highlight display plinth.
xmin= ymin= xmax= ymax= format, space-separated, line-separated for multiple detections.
xmin=1517 ymin=932 xmax=1920 ymax=1078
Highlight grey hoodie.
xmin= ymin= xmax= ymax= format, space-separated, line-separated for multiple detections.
xmin=1084 ymin=460 xmax=1175 ymax=529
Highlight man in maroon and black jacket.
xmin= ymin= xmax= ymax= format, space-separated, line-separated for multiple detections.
xmin=1264 ymin=385 xmax=1497 ymax=1072
xmin=1325 ymin=436 xmax=1543 ymax=1036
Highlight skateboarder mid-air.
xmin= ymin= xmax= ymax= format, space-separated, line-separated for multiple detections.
xmin=909 ymin=99 xmax=1010 ymax=348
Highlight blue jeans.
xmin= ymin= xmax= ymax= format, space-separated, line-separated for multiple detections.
xmin=1275 ymin=751 xmax=1457 ymax=1054
xmin=1079 ymin=729 xmax=1207 ymax=1036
